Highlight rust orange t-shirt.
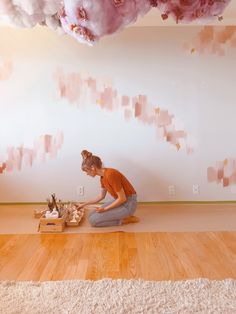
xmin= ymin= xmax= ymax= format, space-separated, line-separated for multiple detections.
xmin=100 ymin=168 xmax=136 ymax=199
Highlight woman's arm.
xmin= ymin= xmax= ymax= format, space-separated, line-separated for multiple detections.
xmin=96 ymin=188 xmax=126 ymax=212
xmin=77 ymin=188 xmax=107 ymax=208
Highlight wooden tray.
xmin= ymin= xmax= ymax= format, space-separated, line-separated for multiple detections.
xmin=66 ymin=211 xmax=84 ymax=227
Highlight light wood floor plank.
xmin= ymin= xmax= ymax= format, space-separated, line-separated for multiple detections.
xmin=0 ymin=232 xmax=235 ymax=281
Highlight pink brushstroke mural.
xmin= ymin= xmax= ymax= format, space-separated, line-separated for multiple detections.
xmin=207 ymin=158 xmax=236 ymax=187
xmin=0 ymin=60 xmax=13 ymax=81
xmin=185 ymin=26 xmax=236 ymax=56
xmin=0 ymin=132 xmax=63 ymax=174
xmin=54 ymin=68 xmax=193 ymax=154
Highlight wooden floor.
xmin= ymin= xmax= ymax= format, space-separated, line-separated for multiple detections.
xmin=0 ymin=232 xmax=235 ymax=281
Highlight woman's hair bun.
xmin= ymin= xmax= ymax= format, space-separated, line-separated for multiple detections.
xmin=81 ymin=150 xmax=92 ymax=160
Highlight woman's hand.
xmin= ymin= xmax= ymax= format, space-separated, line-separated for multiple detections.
xmin=95 ymin=206 xmax=107 ymax=213
xmin=75 ymin=203 xmax=84 ymax=210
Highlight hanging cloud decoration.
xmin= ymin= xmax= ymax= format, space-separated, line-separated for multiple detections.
xmin=0 ymin=0 xmax=232 ymax=45
xmin=0 ymin=0 xmax=62 ymax=29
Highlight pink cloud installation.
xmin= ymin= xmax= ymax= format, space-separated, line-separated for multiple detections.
xmin=0 ymin=132 xmax=63 ymax=174
xmin=207 ymin=158 xmax=236 ymax=187
xmin=54 ymin=68 xmax=193 ymax=154
xmin=0 ymin=1 xmax=232 ymax=45
xmin=186 ymin=26 xmax=236 ymax=56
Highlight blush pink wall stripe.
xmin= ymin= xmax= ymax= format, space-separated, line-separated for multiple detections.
xmin=0 ymin=132 xmax=64 ymax=175
xmin=54 ymin=68 xmax=193 ymax=154
xmin=185 ymin=26 xmax=236 ymax=56
xmin=207 ymin=158 xmax=236 ymax=187
xmin=0 ymin=60 xmax=13 ymax=81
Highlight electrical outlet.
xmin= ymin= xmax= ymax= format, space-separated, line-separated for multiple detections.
xmin=192 ymin=184 xmax=199 ymax=194
xmin=168 ymin=185 xmax=175 ymax=195
xmin=76 ymin=186 xmax=84 ymax=196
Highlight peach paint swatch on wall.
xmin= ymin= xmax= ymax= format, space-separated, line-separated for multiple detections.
xmin=0 ymin=132 xmax=64 ymax=174
xmin=0 ymin=60 xmax=13 ymax=81
xmin=54 ymin=68 xmax=194 ymax=154
xmin=207 ymin=158 xmax=236 ymax=187
xmin=184 ymin=26 xmax=236 ymax=56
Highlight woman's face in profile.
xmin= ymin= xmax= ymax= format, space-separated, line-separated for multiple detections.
xmin=84 ymin=166 xmax=96 ymax=177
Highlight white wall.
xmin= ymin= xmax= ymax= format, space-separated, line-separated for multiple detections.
xmin=0 ymin=25 xmax=236 ymax=202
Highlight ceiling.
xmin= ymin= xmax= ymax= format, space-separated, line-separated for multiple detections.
xmin=133 ymin=2 xmax=236 ymax=26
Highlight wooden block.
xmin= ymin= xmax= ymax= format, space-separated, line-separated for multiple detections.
xmin=34 ymin=208 xmax=47 ymax=219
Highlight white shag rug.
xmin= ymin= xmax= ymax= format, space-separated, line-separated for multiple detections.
xmin=0 ymin=278 xmax=236 ymax=314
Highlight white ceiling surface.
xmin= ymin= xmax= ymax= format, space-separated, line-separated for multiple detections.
xmin=134 ymin=2 xmax=236 ymax=26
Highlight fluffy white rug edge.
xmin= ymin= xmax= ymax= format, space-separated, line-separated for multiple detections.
xmin=0 ymin=278 xmax=236 ymax=314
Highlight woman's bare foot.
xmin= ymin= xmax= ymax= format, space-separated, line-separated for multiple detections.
xmin=122 ymin=215 xmax=140 ymax=225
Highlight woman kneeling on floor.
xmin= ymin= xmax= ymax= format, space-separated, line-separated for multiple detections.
xmin=76 ymin=150 xmax=139 ymax=227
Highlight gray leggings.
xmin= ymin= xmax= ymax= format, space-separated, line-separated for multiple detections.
xmin=89 ymin=194 xmax=137 ymax=227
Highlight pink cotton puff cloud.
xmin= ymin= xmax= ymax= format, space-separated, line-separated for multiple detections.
xmin=59 ymin=0 xmax=151 ymax=45
xmin=154 ymin=0 xmax=231 ymax=24
xmin=0 ymin=0 xmax=62 ymax=30
xmin=0 ymin=1 xmax=232 ymax=45
xmin=59 ymin=0 xmax=232 ymax=45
